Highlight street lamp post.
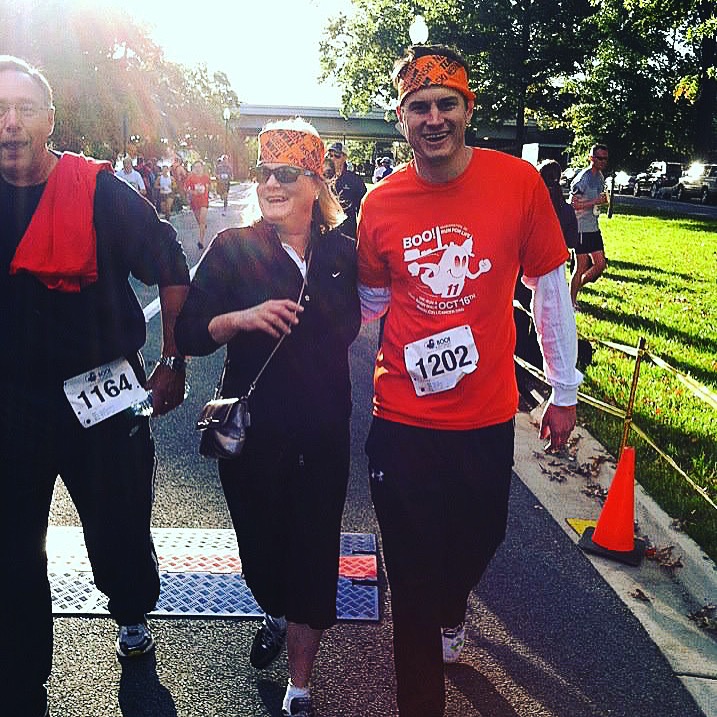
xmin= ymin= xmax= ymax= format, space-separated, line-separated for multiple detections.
xmin=409 ymin=15 xmax=429 ymax=44
xmin=223 ymin=108 xmax=230 ymax=156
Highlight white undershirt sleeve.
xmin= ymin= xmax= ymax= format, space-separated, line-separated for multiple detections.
xmin=522 ymin=266 xmax=583 ymax=406
xmin=358 ymin=283 xmax=391 ymax=323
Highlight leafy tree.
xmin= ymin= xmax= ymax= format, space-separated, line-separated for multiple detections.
xmin=637 ymin=0 xmax=717 ymax=158
xmin=320 ymin=0 xmax=599 ymax=154
xmin=568 ymin=0 xmax=715 ymax=165
xmin=0 ymin=0 xmax=239 ymax=163
xmin=566 ymin=1 xmax=696 ymax=168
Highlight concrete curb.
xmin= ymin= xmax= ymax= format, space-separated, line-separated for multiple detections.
xmin=513 ymin=407 xmax=717 ymax=717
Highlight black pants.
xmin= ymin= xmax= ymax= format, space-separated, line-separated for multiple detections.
xmin=218 ymin=427 xmax=350 ymax=630
xmin=366 ymin=417 xmax=514 ymax=717
xmin=0 ymin=385 xmax=159 ymax=714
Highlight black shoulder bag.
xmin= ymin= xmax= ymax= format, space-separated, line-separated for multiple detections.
xmin=195 ymin=251 xmax=310 ymax=459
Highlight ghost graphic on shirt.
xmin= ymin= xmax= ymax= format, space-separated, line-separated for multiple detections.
xmin=407 ymin=238 xmax=492 ymax=298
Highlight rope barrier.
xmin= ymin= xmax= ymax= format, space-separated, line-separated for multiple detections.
xmin=512 ymin=312 xmax=716 ymax=510
xmin=628 ymin=423 xmax=717 ymax=511
xmin=513 ymin=301 xmax=716 ymax=413
xmin=599 ymin=339 xmax=717 ymax=411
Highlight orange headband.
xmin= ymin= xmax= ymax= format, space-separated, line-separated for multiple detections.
xmin=258 ymin=129 xmax=325 ymax=176
xmin=397 ymin=54 xmax=476 ymax=105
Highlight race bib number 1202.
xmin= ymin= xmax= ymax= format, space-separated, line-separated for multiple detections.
xmin=64 ymin=358 xmax=149 ymax=427
xmin=404 ymin=324 xmax=479 ymax=396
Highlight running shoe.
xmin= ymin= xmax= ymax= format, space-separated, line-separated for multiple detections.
xmin=442 ymin=622 xmax=466 ymax=664
xmin=249 ymin=614 xmax=287 ymax=669
xmin=282 ymin=695 xmax=315 ymax=717
xmin=116 ymin=621 xmax=155 ymax=658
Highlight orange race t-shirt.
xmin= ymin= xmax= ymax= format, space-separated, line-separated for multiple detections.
xmin=357 ymin=148 xmax=569 ymax=430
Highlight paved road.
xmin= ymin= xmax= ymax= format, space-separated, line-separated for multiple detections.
xmin=611 ymin=192 xmax=717 ymax=219
xmin=46 ymin=187 xmax=708 ymax=716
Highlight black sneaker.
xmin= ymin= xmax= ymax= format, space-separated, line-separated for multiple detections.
xmin=282 ymin=695 xmax=315 ymax=717
xmin=249 ymin=615 xmax=286 ymax=669
xmin=116 ymin=621 xmax=155 ymax=658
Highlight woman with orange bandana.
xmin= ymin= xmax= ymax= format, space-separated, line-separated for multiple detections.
xmin=175 ymin=118 xmax=360 ymax=717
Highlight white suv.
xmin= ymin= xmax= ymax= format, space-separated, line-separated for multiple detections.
xmin=673 ymin=163 xmax=717 ymax=205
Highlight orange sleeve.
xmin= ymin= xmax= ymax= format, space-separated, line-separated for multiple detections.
xmin=357 ymin=197 xmax=391 ymax=287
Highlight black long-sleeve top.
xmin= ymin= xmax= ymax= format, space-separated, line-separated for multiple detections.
xmin=175 ymin=220 xmax=361 ymax=438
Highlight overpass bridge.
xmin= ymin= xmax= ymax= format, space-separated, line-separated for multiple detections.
xmin=232 ymin=104 xmax=403 ymax=143
xmin=228 ymin=104 xmax=570 ymax=172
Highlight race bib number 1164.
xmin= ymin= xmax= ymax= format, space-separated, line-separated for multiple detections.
xmin=64 ymin=358 xmax=149 ymax=427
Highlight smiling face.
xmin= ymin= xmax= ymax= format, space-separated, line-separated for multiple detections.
xmin=0 ymin=69 xmax=55 ymax=186
xmin=256 ymin=163 xmax=319 ymax=230
xmin=397 ymin=85 xmax=473 ymax=181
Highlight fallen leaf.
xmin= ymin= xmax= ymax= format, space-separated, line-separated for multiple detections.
xmin=645 ymin=545 xmax=684 ymax=570
xmin=688 ymin=604 xmax=717 ymax=633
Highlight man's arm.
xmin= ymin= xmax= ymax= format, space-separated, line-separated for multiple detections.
xmin=145 ymin=284 xmax=190 ymax=415
xmin=522 ymin=266 xmax=583 ymax=450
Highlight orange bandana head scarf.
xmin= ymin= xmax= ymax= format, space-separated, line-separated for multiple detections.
xmin=258 ymin=129 xmax=325 ymax=176
xmin=397 ymin=54 xmax=476 ymax=105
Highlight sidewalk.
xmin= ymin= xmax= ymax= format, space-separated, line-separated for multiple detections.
xmin=513 ymin=405 xmax=717 ymax=717
xmin=166 ymin=185 xmax=717 ymax=714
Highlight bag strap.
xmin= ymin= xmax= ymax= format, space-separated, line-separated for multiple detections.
xmin=214 ymin=247 xmax=312 ymax=401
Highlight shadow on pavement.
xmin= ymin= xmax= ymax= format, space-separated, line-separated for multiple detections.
xmin=119 ymin=653 xmax=177 ymax=717
xmin=447 ymin=663 xmax=520 ymax=716
xmin=257 ymin=678 xmax=285 ymax=716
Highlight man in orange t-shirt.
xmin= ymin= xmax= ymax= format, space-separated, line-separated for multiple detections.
xmin=357 ymin=44 xmax=582 ymax=717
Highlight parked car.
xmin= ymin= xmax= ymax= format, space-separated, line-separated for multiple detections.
xmin=673 ymin=163 xmax=717 ymax=205
xmin=633 ymin=161 xmax=683 ymax=198
xmin=612 ymin=170 xmax=637 ymax=195
xmin=560 ymin=166 xmax=580 ymax=189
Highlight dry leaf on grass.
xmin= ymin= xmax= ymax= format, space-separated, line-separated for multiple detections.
xmin=688 ymin=604 xmax=717 ymax=633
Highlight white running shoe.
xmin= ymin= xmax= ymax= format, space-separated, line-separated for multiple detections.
xmin=442 ymin=622 xmax=466 ymax=664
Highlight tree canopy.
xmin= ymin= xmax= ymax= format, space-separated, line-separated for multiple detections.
xmin=1 ymin=0 xmax=713 ymax=169
xmin=0 ymin=0 xmax=239 ymax=163
xmin=320 ymin=0 xmax=716 ymax=167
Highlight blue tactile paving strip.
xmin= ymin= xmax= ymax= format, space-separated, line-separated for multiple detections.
xmin=47 ymin=527 xmax=379 ymax=621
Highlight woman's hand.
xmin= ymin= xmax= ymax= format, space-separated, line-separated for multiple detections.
xmin=209 ymin=300 xmax=304 ymax=343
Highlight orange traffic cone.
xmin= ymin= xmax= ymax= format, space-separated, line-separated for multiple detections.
xmin=578 ymin=446 xmax=645 ymax=566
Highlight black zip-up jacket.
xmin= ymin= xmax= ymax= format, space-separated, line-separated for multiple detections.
xmin=175 ymin=220 xmax=361 ymax=439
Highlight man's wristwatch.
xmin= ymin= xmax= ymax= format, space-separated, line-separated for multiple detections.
xmin=158 ymin=356 xmax=186 ymax=372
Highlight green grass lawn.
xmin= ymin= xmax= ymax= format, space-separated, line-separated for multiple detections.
xmin=573 ymin=206 xmax=717 ymax=561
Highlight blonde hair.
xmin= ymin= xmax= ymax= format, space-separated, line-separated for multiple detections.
xmin=315 ymin=176 xmax=345 ymax=232
xmin=261 ymin=116 xmax=320 ymax=137
xmin=247 ymin=117 xmax=345 ymax=232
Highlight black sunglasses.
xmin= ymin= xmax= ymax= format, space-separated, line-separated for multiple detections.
xmin=252 ymin=165 xmax=315 ymax=184
xmin=593 ymin=155 xmax=609 ymax=161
